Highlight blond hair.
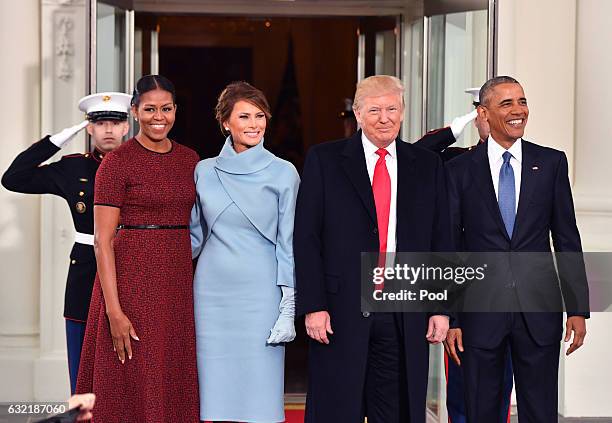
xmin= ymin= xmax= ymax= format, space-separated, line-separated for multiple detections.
xmin=353 ymin=75 xmax=405 ymax=111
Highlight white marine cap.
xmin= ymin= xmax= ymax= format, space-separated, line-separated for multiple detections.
xmin=78 ymin=92 xmax=132 ymax=122
xmin=465 ymin=87 xmax=481 ymax=106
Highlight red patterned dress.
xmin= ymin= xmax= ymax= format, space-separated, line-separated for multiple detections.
xmin=76 ymin=138 xmax=200 ymax=422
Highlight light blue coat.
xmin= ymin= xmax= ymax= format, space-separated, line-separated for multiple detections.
xmin=190 ymin=138 xmax=299 ymax=422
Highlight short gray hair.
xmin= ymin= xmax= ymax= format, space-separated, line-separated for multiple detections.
xmin=353 ymin=75 xmax=404 ymax=111
xmin=479 ymin=76 xmax=520 ymax=106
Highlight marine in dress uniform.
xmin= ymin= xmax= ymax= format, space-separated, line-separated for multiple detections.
xmin=1 ymin=92 xmax=131 ymax=393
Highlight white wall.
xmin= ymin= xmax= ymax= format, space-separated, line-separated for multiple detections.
xmin=564 ymin=0 xmax=612 ymax=416
xmin=37 ymin=0 xmax=88 ymax=400
xmin=0 ymin=0 xmax=88 ymax=401
xmin=497 ymin=0 xmax=576 ymax=165
xmin=572 ymin=0 xmax=612 ymax=250
xmin=0 ymin=0 xmax=41 ymax=401
xmin=498 ymin=0 xmax=612 ymax=417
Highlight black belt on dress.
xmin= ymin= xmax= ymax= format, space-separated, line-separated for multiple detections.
xmin=116 ymin=224 xmax=189 ymax=230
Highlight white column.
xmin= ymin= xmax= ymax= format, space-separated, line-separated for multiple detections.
xmin=0 ymin=0 xmax=41 ymax=401
xmin=497 ymin=0 xmax=612 ymax=417
xmin=35 ymin=0 xmax=88 ymax=401
xmin=496 ymin=0 xmax=577 ymax=167
xmin=572 ymin=0 xmax=612 ymax=250
xmin=561 ymin=0 xmax=612 ymax=417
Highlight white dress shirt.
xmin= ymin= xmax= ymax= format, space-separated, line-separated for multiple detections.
xmin=362 ymin=133 xmax=397 ymax=253
xmin=487 ymin=136 xmax=522 ymax=212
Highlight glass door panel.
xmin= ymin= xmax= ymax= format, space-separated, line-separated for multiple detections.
xmin=426 ymin=8 xmax=488 ymax=147
xmin=96 ymin=1 xmax=129 ymax=92
xmin=421 ymin=3 xmax=491 ymax=420
xmin=401 ymin=16 xmax=424 ymax=142
xmin=358 ymin=16 xmax=400 ymax=79
xmin=91 ymin=0 xmax=135 ymax=138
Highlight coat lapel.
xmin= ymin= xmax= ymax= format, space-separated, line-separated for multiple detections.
xmin=341 ymin=132 xmax=377 ymax=224
xmin=470 ymin=141 xmax=510 ymax=241
xmin=513 ymin=140 xmax=540 ymax=240
xmin=396 ymin=139 xmax=417 ymax=239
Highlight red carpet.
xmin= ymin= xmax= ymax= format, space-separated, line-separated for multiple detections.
xmin=202 ymin=406 xmax=305 ymax=423
xmin=285 ymin=408 xmax=306 ymax=423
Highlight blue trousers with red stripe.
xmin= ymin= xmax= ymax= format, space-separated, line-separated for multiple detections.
xmin=65 ymin=319 xmax=86 ymax=394
xmin=445 ymin=346 xmax=513 ymax=423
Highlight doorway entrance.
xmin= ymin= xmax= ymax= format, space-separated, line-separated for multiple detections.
xmin=92 ymin=2 xmax=401 ymax=170
xmin=145 ymin=13 xmax=397 ymax=396
xmin=151 ymin=14 xmax=364 ymax=168
xmin=89 ymin=0 xmax=495 ymax=419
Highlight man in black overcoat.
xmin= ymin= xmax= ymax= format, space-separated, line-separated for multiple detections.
xmin=295 ymin=75 xmax=452 ymax=423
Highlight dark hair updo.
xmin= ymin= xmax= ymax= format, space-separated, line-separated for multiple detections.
xmin=131 ymin=74 xmax=177 ymax=107
xmin=215 ymin=81 xmax=272 ymax=136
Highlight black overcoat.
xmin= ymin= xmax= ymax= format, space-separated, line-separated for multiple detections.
xmin=294 ymin=131 xmax=451 ymax=423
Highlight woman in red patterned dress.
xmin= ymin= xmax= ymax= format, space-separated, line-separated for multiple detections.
xmin=76 ymin=75 xmax=200 ymax=422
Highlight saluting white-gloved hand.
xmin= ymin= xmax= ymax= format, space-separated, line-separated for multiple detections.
xmin=49 ymin=119 xmax=90 ymax=148
xmin=267 ymin=286 xmax=296 ymax=344
xmin=449 ymin=109 xmax=478 ymax=139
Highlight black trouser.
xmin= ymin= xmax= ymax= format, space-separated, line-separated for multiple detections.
xmin=463 ymin=312 xmax=560 ymax=423
xmin=362 ymin=313 xmax=407 ymax=423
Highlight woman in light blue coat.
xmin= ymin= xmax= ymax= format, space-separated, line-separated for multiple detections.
xmin=190 ymin=82 xmax=299 ymax=423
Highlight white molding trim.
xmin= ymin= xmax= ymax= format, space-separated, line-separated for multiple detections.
xmin=42 ymin=0 xmax=85 ymax=5
xmin=0 ymin=334 xmax=39 ymax=349
xmin=36 ymin=0 xmax=87 ymax=401
xmin=574 ymin=194 xmax=612 ymax=216
xmin=133 ymin=0 xmax=407 ymax=16
xmin=55 ymin=15 xmax=76 ymax=81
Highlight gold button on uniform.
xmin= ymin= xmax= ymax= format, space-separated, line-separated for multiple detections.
xmin=79 ymin=191 xmax=85 ymax=197
xmin=75 ymin=201 xmax=86 ymax=213
xmin=71 ymin=259 xmax=76 ymax=265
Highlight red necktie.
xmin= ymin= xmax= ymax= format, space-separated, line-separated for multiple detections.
xmin=372 ymin=149 xmax=391 ymax=287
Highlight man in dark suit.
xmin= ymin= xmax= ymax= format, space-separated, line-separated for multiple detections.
xmin=443 ymin=76 xmax=589 ymax=422
xmin=294 ymin=75 xmax=451 ymax=423
xmin=438 ymin=88 xmax=513 ymax=423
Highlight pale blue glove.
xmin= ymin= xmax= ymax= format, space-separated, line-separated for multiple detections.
xmin=266 ymin=286 xmax=296 ymax=344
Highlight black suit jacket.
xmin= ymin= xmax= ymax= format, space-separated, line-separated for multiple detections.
xmin=294 ymin=131 xmax=451 ymax=423
xmin=2 ymin=137 xmax=101 ymax=321
xmin=445 ymin=140 xmax=589 ymax=348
